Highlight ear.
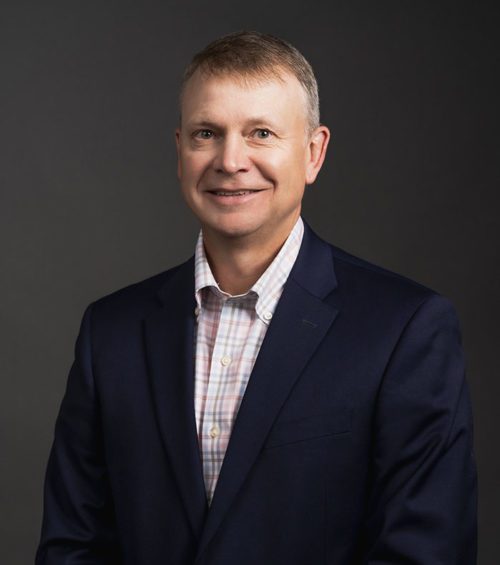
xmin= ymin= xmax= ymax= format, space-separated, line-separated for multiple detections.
xmin=305 ymin=125 xmax=330 ymax=185
xmin=175 ymin=128 xmax=181 ymax=179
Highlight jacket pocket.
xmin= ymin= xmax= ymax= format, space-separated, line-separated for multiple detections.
xmin=264 ymin=408 xmax=351 ymax=449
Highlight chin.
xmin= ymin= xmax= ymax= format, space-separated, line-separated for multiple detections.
xmin=204 ymin=218 xmax=263 ymax=240
xmin=217 ymin=226 xmax=259 ymax=239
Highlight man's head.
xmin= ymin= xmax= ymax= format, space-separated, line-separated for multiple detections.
xmin=179 ymin=31 xmax=320 ymax=135
xmin=176 ymin=31 xmax=330 ymax=249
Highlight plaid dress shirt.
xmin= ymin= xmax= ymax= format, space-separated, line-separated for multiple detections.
xmin=193 ymin=216 xmax=304 ymax=504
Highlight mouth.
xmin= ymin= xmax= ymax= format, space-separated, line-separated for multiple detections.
xmin=205 ymin=188 xmax=267 ymax=205
xmin=207 ymin=189 xmax=264 ymax=196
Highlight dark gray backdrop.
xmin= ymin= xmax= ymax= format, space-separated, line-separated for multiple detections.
xmin=1 ymin=1 xmax=498 ymax=563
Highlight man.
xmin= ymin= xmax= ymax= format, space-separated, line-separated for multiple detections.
xmin=36 ymin=31 xmax=477 ymax=564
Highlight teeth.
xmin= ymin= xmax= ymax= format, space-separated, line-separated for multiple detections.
xmin=214 ymin=190 xmax=253 ymax=196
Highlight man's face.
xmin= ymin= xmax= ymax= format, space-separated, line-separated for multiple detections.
xmin=176 ymin=69 xmax=329 ymax=247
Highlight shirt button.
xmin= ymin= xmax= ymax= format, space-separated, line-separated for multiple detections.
xmin=221 ymin=355 xmax=231 ymax=366
xmin=264 ymin=311 xmax=273 ymax=321
xmin=209 ymin=424 xmax=220 ymax=438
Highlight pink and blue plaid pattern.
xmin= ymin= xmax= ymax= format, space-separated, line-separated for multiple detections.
xmin=193 ymin=217 xmax=304 ymax=504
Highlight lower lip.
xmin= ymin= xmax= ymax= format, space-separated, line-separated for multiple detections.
xmin=206 ymin=190 xmax=265 ymax=205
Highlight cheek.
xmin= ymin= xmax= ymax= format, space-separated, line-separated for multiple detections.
xmin=272 ymin=162 xmax=306 ymax=192
xmin=254 ymin=152 xmax=287 ymax=182
xmin=287 ymin=148 xmax=308 ymax=185
xmin=180 ymin=152 xmax=207 ymax=182
xmin=259 ymin=147 xmax=307 ymax=183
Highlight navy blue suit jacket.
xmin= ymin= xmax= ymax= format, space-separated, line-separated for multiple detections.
xmin=36 ymin=220 xmax=477 ymax=564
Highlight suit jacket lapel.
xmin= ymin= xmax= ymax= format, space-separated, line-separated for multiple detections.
xmin=195 ymin=221 xmax=340 ymax=560
xmin=144 ymin=257 xmax=208 ymax=541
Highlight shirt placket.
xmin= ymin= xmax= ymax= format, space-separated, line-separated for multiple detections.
xmin=202 ymin=296 xmax=238 ymax=501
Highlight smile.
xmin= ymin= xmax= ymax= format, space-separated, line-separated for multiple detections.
xmin=206 ymin=189 xmax=266 ymax=205
xmin=211 ymin=190 xmax=260 ymax=196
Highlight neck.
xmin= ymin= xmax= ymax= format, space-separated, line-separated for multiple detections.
xmin=202 ymin=216 xmax=299 ymax=295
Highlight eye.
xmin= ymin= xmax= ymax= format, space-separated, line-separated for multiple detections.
xmin=254 ymin=129 xmax=272 ymax=139
xmin=194 ymin=129 xmax=214 ymax=139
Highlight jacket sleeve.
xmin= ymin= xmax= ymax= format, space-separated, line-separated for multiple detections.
xmin=362 ymin=294 xmax=477 ymax=564
xmin=36 ymin=303 xmax=121 ymax=564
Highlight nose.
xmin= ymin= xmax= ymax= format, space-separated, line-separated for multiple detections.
xmin=213 ymin=134 xmax=251 ymax=174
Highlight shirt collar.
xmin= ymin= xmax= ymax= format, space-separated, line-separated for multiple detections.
xmin=194 ymin=216 xmax=304 ymax=325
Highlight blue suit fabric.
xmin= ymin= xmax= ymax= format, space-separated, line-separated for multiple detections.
xmin=36 ymin=220 xmax=477 ymax=564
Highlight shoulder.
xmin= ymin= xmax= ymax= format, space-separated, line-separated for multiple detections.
xmin=86 ymin=257 xmax=193 ymax=324
xmin=300 ymin=220 xmax=438 ymax=307
xmin=330 ymin=242 xmax=429 ymax=294
xmin=321 ymin=236 xmax=457 ymax=324
xmin=313 ymin=239 xmax=464 ymax=379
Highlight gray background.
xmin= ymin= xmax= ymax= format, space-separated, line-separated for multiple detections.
xmin=1 ymin=1 xmax=498 ymax=563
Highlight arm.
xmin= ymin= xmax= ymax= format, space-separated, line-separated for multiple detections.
xmin=36 ymin=304 xmax=121 ymax=564
xmin=362 ymin=294 xmax=477 ymax=564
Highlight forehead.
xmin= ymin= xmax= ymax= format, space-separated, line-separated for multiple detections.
xmin=180 ymin=70 xmax=308 ymax=126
